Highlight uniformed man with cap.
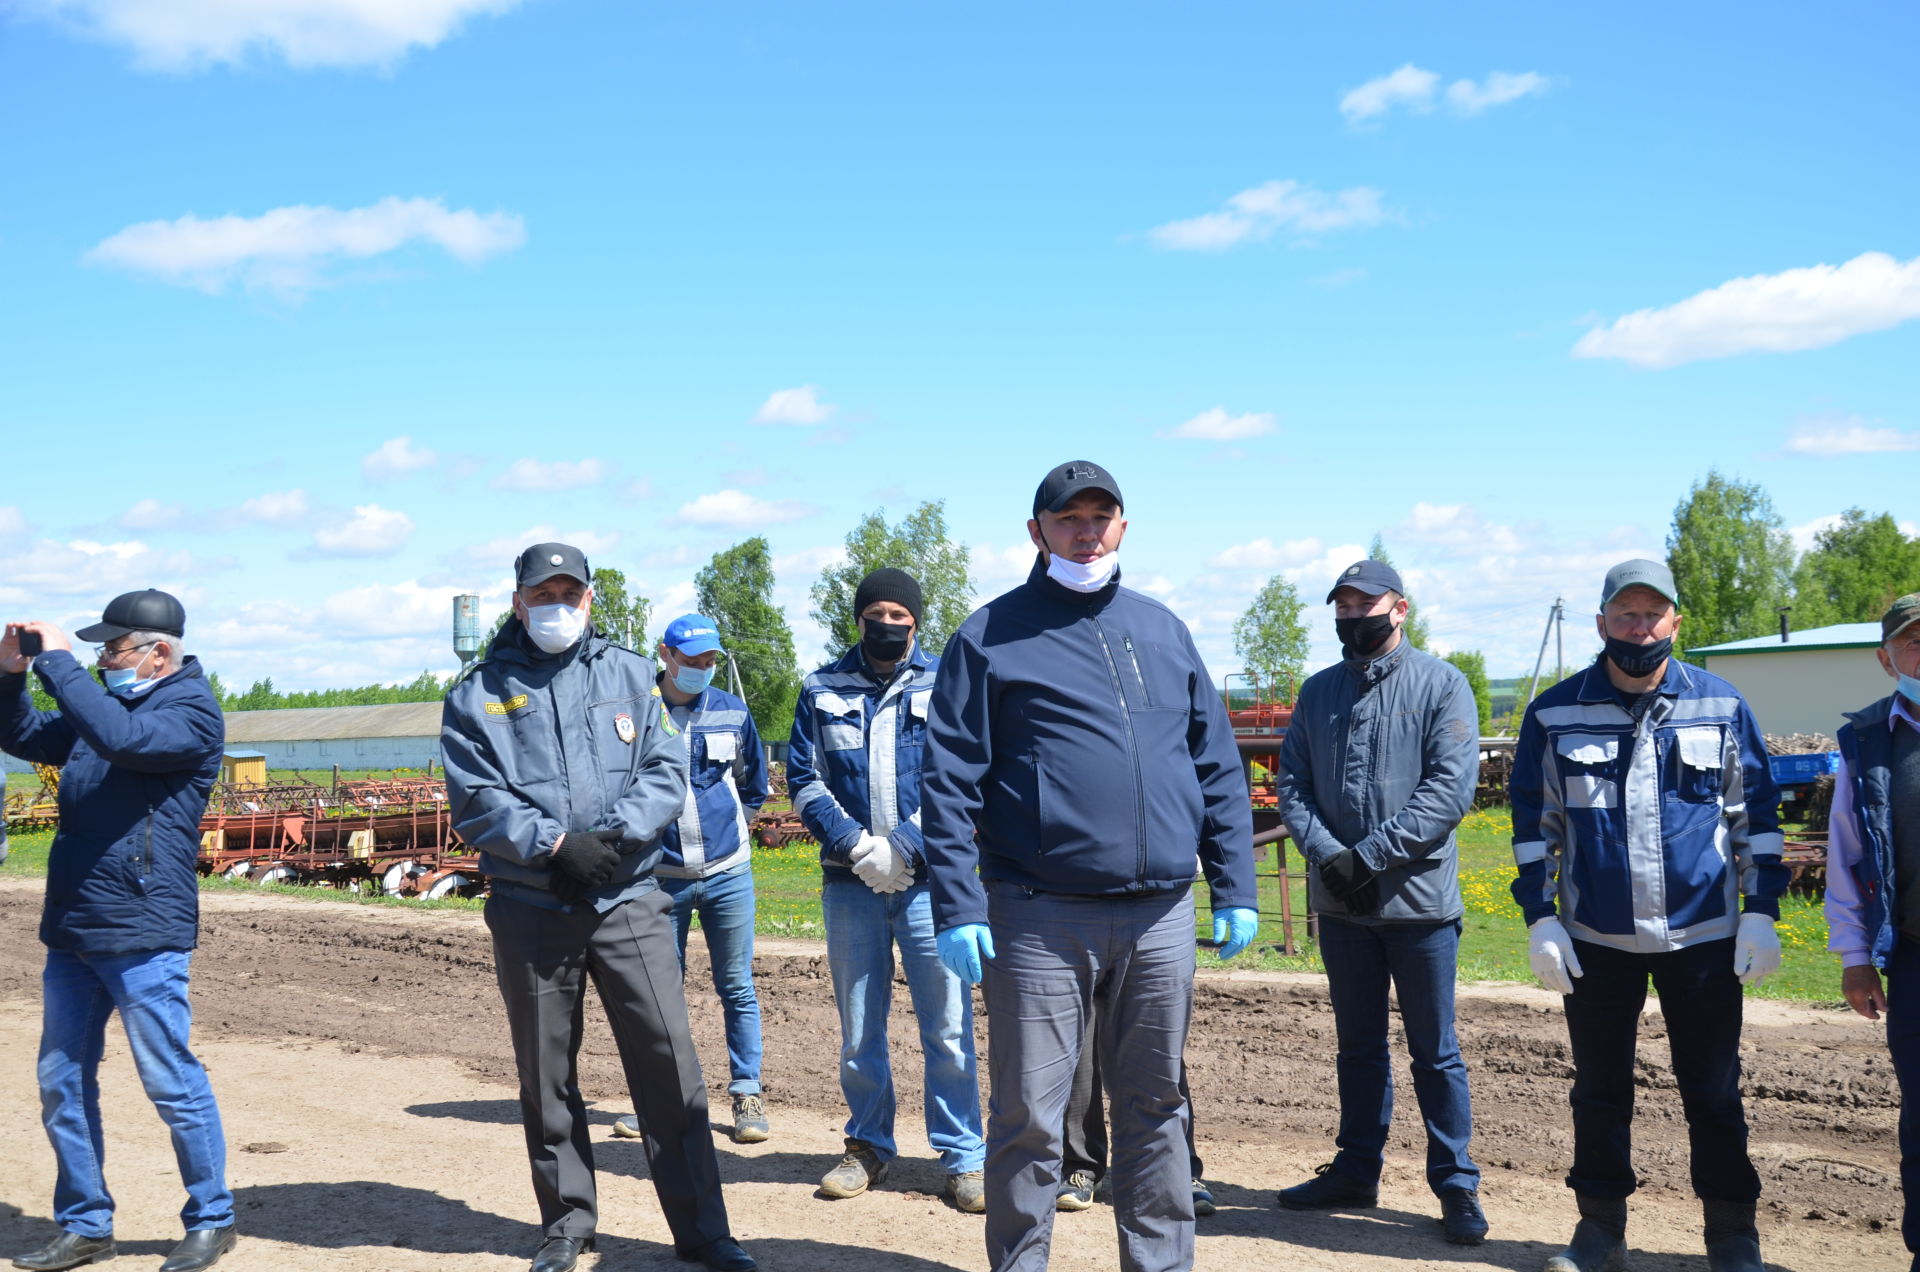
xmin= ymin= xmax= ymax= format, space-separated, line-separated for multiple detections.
xmin=441 ymin=545 xmax=757 ymax=1272
xmin=2 ymin=591 xmax=239 ymax=1272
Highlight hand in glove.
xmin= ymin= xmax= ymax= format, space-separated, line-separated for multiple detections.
xmin=1211 ymin=907 xmax=1259 ymax=960
xmin=550 ymin=830 xmax=619 ymax=903
xmin=1318 ymin=849 xmax=1379 ymax=916
xmin=1731 ymin=912 xmax=1782 ymax=986
xmin=937 ymin=924 xmax=996 ymax=985
xmin=850 ymin=833 xmax=912 ymax=894
xmin=1527 ymin=916 xmax=1584 ymax=995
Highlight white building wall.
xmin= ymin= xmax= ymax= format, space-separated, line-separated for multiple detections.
xmin=1700 ymin=647 xmax=1893 ymax=737
xmin=243 ymin=736 xmax=443 ymax=772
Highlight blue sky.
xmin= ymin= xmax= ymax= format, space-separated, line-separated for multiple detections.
xmin=2 ymin=1 xmax=1914 ymax=692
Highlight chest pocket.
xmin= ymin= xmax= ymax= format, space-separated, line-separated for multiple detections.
xmin=815 ymin=692 xmax=866 ymax=751
xmin=1671 ymin=725 xmax=1725 ymax=803
xmin=901 ymin=690 xmax=931 ymax=745
xmin=697 ymin=729 xmax=739 ymax=785
xmin=1556 ymin=732 xmax=1620 ymax=809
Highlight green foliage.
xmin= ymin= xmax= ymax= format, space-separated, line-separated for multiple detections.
xmin=1232 ymin=575 xmax=1309 ymax=703
xmin=1666 ymin=469 xmax=1795 ymax=651
xmin=220 ymin=669 xmax=452 ymax=711
xmin=1790 ymin=507 xmax=1920 ymax=628
xmin=696 ymin=537 xmax=803 ymax=744
xmin=1445 ymin=649 xmax=1494 ymax=734
xmin=810 ymin=501 xmax=974 ymax=657
xmin=1366 ymin=534 xmax=1430 ymax=649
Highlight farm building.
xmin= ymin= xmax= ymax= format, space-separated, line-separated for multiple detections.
xmin=1690 ymin=622 xmax=1890 ymax=737
xmin=220 ymin=701 xmax=445 ymax=772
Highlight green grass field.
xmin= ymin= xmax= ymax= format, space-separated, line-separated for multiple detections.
xmin=1 ymin=807 xmax=1850 ymax=1004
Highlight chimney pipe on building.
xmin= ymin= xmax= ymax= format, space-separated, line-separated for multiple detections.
xmin=1777 ymin=606 xmax=1792 ymax=643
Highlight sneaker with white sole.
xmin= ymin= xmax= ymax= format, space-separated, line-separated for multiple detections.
xmin=612 ymin=1114 xmax=641 ymax=1139
xmin=731 ymin=1094 xmax=770 ymax=1144
xmin=1056 ymin=1170 xmax=1096 ymax=1212
xmin=818 ymin=1138 xmax=888 ymax=1199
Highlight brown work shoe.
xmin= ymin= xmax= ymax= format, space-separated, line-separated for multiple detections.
xmin=817 ymin=1138 xmax=888 ymax=1199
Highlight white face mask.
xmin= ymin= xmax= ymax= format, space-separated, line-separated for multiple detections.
xmin=1046 ymin=551 xmax=1120 ymax=593
xmin=524 ymin=602 xmax=588 ymax=654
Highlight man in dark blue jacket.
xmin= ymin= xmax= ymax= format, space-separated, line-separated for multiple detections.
xmin=923 ymin=461 xmax=1258 ymax=1272
xmin=1 ymin=590 xmax=237 ymax=1272
xmin=442 ymin=544 xmax=755 ymax=1272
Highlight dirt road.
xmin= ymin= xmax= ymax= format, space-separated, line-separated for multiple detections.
xmin=0 ymin=880 xmax=1904 ymax=1270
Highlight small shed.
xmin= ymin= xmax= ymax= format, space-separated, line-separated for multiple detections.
xmin=220 ymin=750 xmax=269 ymax=787
xmin=1690 ymin=623 xmax=1888 ymax=736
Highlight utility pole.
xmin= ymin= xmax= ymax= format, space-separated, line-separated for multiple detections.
xmin=1524 ymin=597 xmax=1566 ymax=707
xmin=1555 ymin=596 xmax=1565 ymax=683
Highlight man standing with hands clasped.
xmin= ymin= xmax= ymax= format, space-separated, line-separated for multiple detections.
xmin=922 ymin=460 xmax=1258 ymax=1272
xmin=1510 ymin=558 xmax=1784 ymax=1272
xmin=1274 ymin=559 xmax=1488 ymax=1245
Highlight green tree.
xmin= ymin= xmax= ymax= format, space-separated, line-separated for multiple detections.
xmin=588 ymin=567 xmax=652 ymax=650
xmin=810 ymin=501 xmax=974 ymax=657
xmin=1232 ymin=575 xmax=1310 ymax=703
xmin=697 ymin=537 xmax=803 ymax=744
xmin=1790 ymin=507 xmax=1920 ymax=628
xmin=1444 ymin=649 xmax=1494 ymax=735
xmin=1665 ymin=470 xmax=1794 ymax=651
xmin=1366 ymin=534 xmax=1430 ymax=649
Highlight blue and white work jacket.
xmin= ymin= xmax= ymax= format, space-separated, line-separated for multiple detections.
xmin=1509 ymin=657 xmax=1785 ymax=952
xmin=787 ymin=641 xmax=937 ymax=877
xmin=655 ymin=683 xmax=769 ymax=880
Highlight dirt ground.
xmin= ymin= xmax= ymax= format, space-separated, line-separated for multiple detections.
xmin=0 ymin=879 xmax=1904 ymax=1272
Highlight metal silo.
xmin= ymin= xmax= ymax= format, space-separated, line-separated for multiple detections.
xmin=452 ymin=594 xmax=484 ymax=666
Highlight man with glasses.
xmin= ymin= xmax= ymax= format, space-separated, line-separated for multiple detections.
xmin=1 ymin=590 xmax=238 ymax=1272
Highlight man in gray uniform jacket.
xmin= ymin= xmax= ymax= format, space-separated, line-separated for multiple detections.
xmin=442 ymin=543 xmax=756 ymax=1272
xmin=1275 ymin=559 xmax=1487 ymax=1245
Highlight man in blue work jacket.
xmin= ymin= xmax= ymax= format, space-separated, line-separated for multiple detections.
xmin=923 ymin=460 xmax=1259 ymax=1272
xmin=788 ymin=568 xmax=987 ymax=1212
xmin=442 ymin=544 xmax=756 ymax=1272
xmin=614 ymin=613 xmax=772 ymax=1145
xmin=2 ymin=590 xmax=237 ymax=1272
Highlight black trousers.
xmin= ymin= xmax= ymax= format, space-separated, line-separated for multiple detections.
xmin=1563 ymin=937 xmax=1759 ymax=1202
xmin=486 ymin=889 xmax=732 ymax=1248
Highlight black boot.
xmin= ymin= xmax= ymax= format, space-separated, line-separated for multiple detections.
xmin=1703 ymin=1199 xmax=1764 ymax=1272
xmin=1544 ymin=1194 xmax=1627 ymax=1272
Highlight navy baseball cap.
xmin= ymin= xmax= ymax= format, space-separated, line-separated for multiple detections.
xmin=1600 ymin=559 xmax=1679 ymax=609
xmin=1326 ymin=560 xmax=1404 ymax=603
xmin=1033 ymin=460 xmax=1123 ymax=518
xmin=75 ymin=589 xmax=186 ymax=642
xmin=515 ymin=542 xmax=590 ymax=589
xmin=662 ymin=613 xmax=724 ymax=656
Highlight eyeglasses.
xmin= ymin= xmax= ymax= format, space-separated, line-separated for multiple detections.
xmin=94 ymin=641 xmax=157 ymax=666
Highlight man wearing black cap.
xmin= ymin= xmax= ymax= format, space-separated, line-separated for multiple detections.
xmin=1273 ymin=560 xmax=1487 ymax=1244
xmin=922 ymin=462 xmax=1258 ymax=1272
xmin=441 ymin=544 xmax=756 ymax=1272
xmin=1 ymin=592 xmax=238 ymax=1272
xmin=788 ymin=566 xmax=987 ymax=1210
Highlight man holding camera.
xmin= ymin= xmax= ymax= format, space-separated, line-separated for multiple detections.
xmin=441 ymin=544 xmax=756 ymax=1272
xmin=1 ymin=590 xmax=237 ymax=1272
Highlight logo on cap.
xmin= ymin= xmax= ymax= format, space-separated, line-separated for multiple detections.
xmin=550 ymin=554 xmax=563 ymax=565
xmin=1345 ymin=564 xmax=1360 ymax=577
xmin=1064 ymin=463 xmax=1097 ymax=481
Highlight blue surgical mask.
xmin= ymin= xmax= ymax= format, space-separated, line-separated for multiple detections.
xmin=1898 ymin=671 xmax=1920 ymax=705
xmin=672 ymin=662 xmax=715 ymax=695
xmin=103 ymin=647 xmax=160 ymax=697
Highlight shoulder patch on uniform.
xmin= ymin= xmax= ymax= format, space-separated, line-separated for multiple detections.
xmin=483 ymin=694 xmax=530 ymax=716
xmin=658 ymin=700 xmax=679 ymax=736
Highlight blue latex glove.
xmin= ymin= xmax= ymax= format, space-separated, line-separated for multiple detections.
xmin=1212 ymin=907 xmax=1259 ymax=960
xmin=937 ymin=924 xmax=996 ymax=985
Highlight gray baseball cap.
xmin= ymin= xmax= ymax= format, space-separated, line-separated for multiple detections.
xmin=1600 ymin=559 xmax=1679 ymax=609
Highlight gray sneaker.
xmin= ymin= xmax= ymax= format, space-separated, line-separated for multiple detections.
xmin=1056 ymin=1169 xmax=1096 ymax=1211
xmin=818 ymin=1138 xmax=888 ymax=1199
xmin=731 ymin=1093 xmax=770 ymax=1144
xmin=945 ymin=1169 xmax=986 ymax=1213
xmin=1192 ymin=1178 xmax=1216 ymax=1217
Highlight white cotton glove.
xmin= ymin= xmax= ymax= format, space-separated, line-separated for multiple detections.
xmin=850 ymin=834 xmax=904 ymax=894
xmin=1528 ymin=916 xmax=1584 ymax=996
xmin=1732 ymin=912 xmax=1783 ymax=986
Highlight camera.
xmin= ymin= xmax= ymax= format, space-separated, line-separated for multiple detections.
xmin=12 ymin=627 xmax=40 ymax=658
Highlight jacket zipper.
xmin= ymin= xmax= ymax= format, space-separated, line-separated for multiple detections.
xmin=1122 ymin=635 xmax=1150 ymax=708
xmin=1092 ymin=617 xmax=1148 ymax=885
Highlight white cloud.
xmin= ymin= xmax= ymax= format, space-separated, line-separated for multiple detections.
xmin=0 ymin=537 xmax=209 ymax=611
xmin=21 ymin=0 xmax=524 ymax=71
xmin=753 ymin=385 xmax=837 ymax=426
xmin=969 ymin=542 xmax=1041 ymax=592
xmin=1444 ymin=71 xmax=1549 ymax=115
xmin=85 ymin=196 xmax=526 ymax=296
xmin=1783 ymin=412 xmax=1920 ymax=457
xmin=1393 ymin=502 xmax=1523 ymax=553
xmin=1208 ymin=536 xmax=1331 ymax=571
xmin=318 ymin=579 xmax=458 ymax=638
xmin=1573 ymin=251 xmax=1920 ymax=368
xmin=362 ymin=435 xmax=439 ymax=480
xmin=311 ymin=504 xmax=414 ymax=557
xmin=670 ymin=490 xmax=815 ymax=529
xmin=455 ymin=525 xmax=622 ymax=570
xmin=1165 ymin=407 xmax=1277 ymax=441
xmin=238 ymin=489 xmax=310 ymax=524
xmin=1788 ymin=514 xmax=1844 ymax=554
xmin=1340 ymin=63 xmax=1440 ymax=121
xmin=490 ymin=458 xmax=605 ymax=492
xmin=1149 ymin=180 xmax=1387 ymax=251
xmin=0 ymin=507 xmax=29 ymax=548
xmin=119 ymin=498 xmax=185 ymax=530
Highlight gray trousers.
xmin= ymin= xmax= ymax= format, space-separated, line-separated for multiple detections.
xmin=485 ymin=890 xmax=731 ymax=1250
xmin=982 ymin=883 xmax=1196 ymax=1272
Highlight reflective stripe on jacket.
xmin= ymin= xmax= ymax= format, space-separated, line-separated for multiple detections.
xmin=655 ymin=684 xmax=768 ymax=879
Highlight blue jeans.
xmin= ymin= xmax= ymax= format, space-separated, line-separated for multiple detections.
xmin=39 ymin=948 xmax=233 ymax=1238
xmin=821 ymin=873 xmax=985 ymax=1172
xmin=660 ymin=866 xmax=763 ymax=1094
xmin=1318 ymin=914 xmax=1479 ymax=1195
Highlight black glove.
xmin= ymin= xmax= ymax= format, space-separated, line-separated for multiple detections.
xmin=549 ymin=830 xmax=620 ymax=902
xmin=1318 ymin=849 xmax=1380 ymax=917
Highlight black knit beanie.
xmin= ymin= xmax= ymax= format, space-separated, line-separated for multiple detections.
xmin=854 ymin=568 xmax=923 ymax=626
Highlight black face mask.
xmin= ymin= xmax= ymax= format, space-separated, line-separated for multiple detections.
xmin=861 ymin=620 xmax=913 ymax=663
xmin=1604 ymin=634 xmax=1672 ymax=679
xmin=1335 ymin=612 xmax=1397 ymax=660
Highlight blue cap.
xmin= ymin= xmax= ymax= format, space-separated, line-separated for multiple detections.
xmin=662 ymin=613 xmax=723 ymax=656
xmin=1326 ymin=559 xmax=1405 ymax=603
